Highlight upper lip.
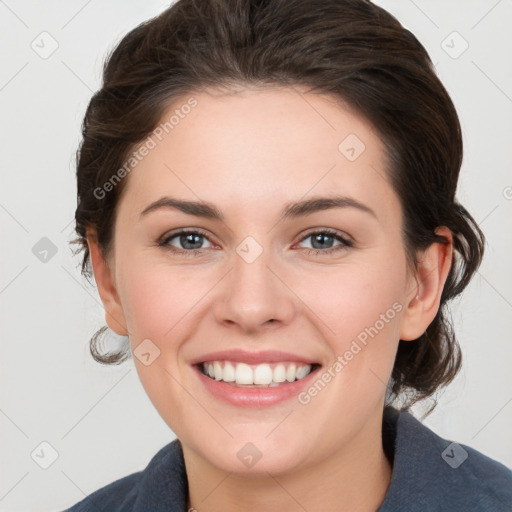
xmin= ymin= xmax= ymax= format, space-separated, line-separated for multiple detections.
xmin=190 ymin=349 xmax=319 ymax=366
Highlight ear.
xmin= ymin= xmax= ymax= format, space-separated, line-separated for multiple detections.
xmin=400 ymin=226 xmax=453 ymax=341
xmin=86 ymin=229 xmax=128 ymax=336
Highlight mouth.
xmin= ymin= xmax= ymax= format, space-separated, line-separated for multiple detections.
xmin=196 ymin=360 xmax=322 ymax=388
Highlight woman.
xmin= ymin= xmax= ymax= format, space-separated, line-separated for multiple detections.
xmin=64 ymin=0 xmax=512 ymax=510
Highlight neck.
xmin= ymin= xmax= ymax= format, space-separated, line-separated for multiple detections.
xmin=183 ymin=409 xmax=393 ymax=512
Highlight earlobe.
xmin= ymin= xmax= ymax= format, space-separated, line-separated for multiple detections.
xmin=399 ymin=227 xmax=453 ymax=341
xmin=86 ymin=230 xmax=129 ymax=336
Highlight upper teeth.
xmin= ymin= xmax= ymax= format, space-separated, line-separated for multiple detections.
xmin=202 ymin=361 xmax=313 ymax=385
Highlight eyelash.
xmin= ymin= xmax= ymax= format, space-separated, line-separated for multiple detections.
xmin=157 ymin=228 xmax=354 ymax=256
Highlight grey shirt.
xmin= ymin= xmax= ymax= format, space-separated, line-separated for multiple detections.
xmin=63 ymin=406 xmax=512 ymax=511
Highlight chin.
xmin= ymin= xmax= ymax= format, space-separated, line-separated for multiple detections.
xmin=196 ymin=436 xmax=309 ymax=476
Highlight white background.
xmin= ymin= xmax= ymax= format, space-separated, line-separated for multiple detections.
xmin=1 ymin=1 xmax=511 ymax=510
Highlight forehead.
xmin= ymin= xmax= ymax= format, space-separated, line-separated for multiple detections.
xmin=119 ymin=86 xmax=399 ymax=223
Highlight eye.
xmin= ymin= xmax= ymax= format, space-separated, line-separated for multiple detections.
xmin=158 ymin=229 xmax=214 ymax=255
xmin=158 ymin=228 xmax=353 ymax=257
xmin=296 ymin=229 xmax=353 ymax=255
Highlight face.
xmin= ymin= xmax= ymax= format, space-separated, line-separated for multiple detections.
xmin=95 ymin=86 xmax=423 ymax=476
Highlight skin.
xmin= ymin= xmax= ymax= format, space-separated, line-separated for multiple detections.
xmin=86 ymin=85 xmax=453 ymax=512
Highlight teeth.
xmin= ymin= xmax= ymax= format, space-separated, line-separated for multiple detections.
xmin=223 ymin=362 xmax=235 ymax=382
xmin=235 ymin=363 xmax=253 ymax=385
xmin=273 ymin=363 xmax=286 ymax=383
xmin=214 ymin=361 xmax=223 ymax=381
xmin=201 ymin=361 xmax=314 ymax=385
xmin=254 ymin=364 xmax=273 ymax=385
xmin=286 ymin=363 xmax=296 ymax=382
xmin=296 ymin=365 xmax=310 ymax=380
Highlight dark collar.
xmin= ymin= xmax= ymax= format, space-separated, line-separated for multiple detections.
xmin=129 ymin=406 xmax=512 ymax=512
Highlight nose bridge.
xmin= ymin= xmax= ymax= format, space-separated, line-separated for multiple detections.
xmin=213 ymin=235 xmax=295 ymax=331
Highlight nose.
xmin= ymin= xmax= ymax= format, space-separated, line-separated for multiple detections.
xmin=212 ymin=245 xmax=296 ymax=334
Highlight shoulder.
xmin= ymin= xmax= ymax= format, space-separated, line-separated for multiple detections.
xmin=62 ymin=472 xmax=141 ymax=512
xmin=379 ymin=407 xmax=512 ymax=512
xmin=62 ymin=438 xmax=187 ymax=512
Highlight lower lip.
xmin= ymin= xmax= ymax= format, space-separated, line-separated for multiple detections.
xmin=193 ymin=365 xmax=321 ymax=408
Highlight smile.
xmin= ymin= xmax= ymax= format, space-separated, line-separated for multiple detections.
xmin=199 ymin=360 xmax=317 ymax=387
xmin=193 ymin=359 xmax=322 ymax=407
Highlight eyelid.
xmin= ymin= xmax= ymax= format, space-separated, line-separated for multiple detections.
xmin=296 ymin=227 xmax=353 ymax=245
xmin=294 ymin=228 xmax=354 ymax=255
xmin=158 ymin=227 xmax=354 ymax=255
xmin=158 ymin=227 xmax=216 ymax=249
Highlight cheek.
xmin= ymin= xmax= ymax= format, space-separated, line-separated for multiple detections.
xmin=116 ymin=260 xmax=214 ymax=425
xmin=294 ymin=254 xmax=406 ymax=403
xmin=294 ymin=255 xmax=406 ymax=343
xmin=118 ymin=245 xmax=407 ymax=352
xmin=116 ymin=257 xmax=219 ymax=346
xmin=119 ymin=270 xmax=176 ymax=340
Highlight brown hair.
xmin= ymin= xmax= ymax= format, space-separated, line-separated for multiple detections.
xmin=72 ymin=0 xmax=485 ymax=412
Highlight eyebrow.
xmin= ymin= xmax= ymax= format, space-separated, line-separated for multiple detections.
xmin=139 ymin=195 xmax=377 ymax=222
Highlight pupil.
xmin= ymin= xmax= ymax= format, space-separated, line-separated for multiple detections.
xmin=182 ymin=233 xmax=202 ymax=249
xmin=312 ymin=233 xmax=332 ymax=249
xmin=179 ymin=233 xmax=334 ymax=251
